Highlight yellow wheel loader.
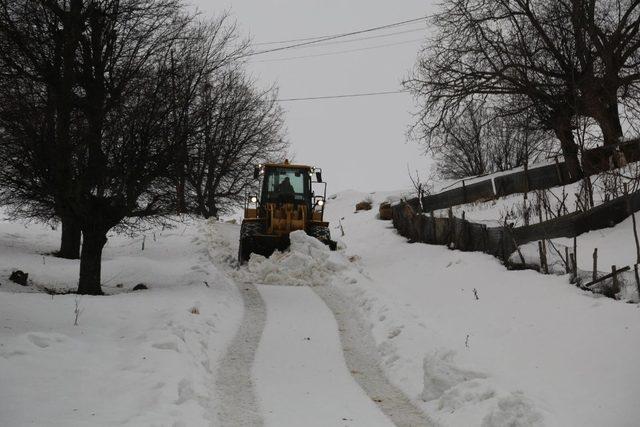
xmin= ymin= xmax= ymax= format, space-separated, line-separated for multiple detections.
xmin=238 ymin=160 xmax=337 ymax=264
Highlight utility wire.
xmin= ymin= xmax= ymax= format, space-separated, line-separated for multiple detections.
xmin=276 ymin=89 xmax=408 ymax=102
xmin=242 ymin=15 xmax=428 ymax=58
xmin=258 ymin=28 xmax=425 ymax=52
xmin=253 ymin=26 xmax=425 ymax=47
xmin=252 ymin=38 xmax=423 ymax=63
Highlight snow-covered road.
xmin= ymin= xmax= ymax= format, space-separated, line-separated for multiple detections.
xmin=209 ymin=223 xmax=431 ymax=427
xmin=214 ymin=278 xmax=431 ymax=426
xmin=254 ymin=285 xmax=392 ymax=427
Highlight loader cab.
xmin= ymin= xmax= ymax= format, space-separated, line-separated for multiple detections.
xmin=251 ymin=161 xmax=326 ymax=213
xmin=261 ymin=166 xmax=311 ymax=206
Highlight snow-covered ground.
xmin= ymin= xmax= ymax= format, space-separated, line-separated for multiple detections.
xmin=2 ymin=186 xmax=640 ymax=426
xmin=322 ymin=190 xmax=640 ymax=427
xmin=0 ymin=215 xmax=243 ymax=426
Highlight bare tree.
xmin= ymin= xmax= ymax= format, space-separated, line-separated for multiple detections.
xmin=185 ymin=70 xmax=287 ymax=218
xmin=405 ymin=0 xmax=640 ymax=173
xmin=0 ymin=0 xmax=85 ymax=258
xmin=433 ymin=100 xmax=553 ymax=179
xmin=0 ymin=1 xmax=252 ymax=294
xmin=407 ymin=166 xmax=432 ymax=212
xmin=164 ymin=17 xmax=247 ymax=214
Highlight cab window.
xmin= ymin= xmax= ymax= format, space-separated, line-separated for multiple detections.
xmin=264 ymin=168 xmax=307 ymax=201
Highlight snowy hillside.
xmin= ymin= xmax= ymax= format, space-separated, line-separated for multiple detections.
xmin=2 ymin=189 xmax=640 ymax=426
xmin=324 ymin=190 xmax=640 ymax=426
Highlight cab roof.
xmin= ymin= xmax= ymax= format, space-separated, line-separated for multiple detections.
xmin=263 ymin=160 xmax=312 ymax=170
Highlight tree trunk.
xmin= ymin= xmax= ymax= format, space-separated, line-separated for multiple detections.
xmin=554 ymin=123 xmax=582 ymax=178
xmin=58 ymin=216 xmax=81 ymax=259
xmin=597 ymin=101 xmax=623 ymax=146
xmin=176 ymin=179 xmax=186 ymax=214
xmin=206 ymin=198 xmax=218 ymax=220
xmin=77 ymin=230 xmax=107 ymax=295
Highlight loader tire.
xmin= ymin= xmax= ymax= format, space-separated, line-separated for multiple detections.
xmin=307 ymin=225 xmax=336 ymax=250
xmin=238 ymin=222 xmax=264 ymax=265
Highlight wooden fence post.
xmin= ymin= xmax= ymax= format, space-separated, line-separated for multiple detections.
xmin=461 ymin=211 xmax=467 ymax=250
xmin=482 ymin=224 xmax=488 ymax=252
xmin=448 ymin=207 xmax=454 ymax=247
xmin=511 ymin=230 xmax=525 ymax=265
xmin=592 ymin=248 xmax=598 ymax=282
xmin=635 ymin=264 xmax=640 ymax=300
xmin=573 ymin=237 xmax=578 ymax=278
xmin=462 ymin=179 xmax=466 ymax=203
xmin=554 ymin=156 xmax=564 ymax=184
xmin=501 ymin=230 xmax=508 ymax=262
xmin=430 ymin=211 xmax=436 ymax=243
xmin=624 ymin=183 xmax=640 ymax=264
xmin=612 ymin=265 xmax=621 ymax=294
xmin=538 ymin=241 xmax=548 ymax=273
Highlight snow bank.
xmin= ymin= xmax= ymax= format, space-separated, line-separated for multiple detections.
xmin=235 ymin=230 xmax=352 ymax=287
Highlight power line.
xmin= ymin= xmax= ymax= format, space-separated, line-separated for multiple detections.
xmin=308 ymin=27 xmax=425 ymax=48
xmin=276 ymin=89 xmax=409 ymax=102
xmin=242 ymin=15 xmax=428 ymax=58
xmin=252 ymin=38 xmax=423 ymax=63
xmin=305 ymin=27 xmax=425 ymax=48
xmin=253 ymin=26 xmax=425 ymax=47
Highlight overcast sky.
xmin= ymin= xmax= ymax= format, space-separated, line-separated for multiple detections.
xmin=191 ymin=0 xmax=437 ymax=193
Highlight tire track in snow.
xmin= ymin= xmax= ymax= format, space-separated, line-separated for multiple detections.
xmin=215 ymin=282 xmax=266 ymax=427
xmin=314 ymin=285 xmax=435 ymax=427
xmin=207 ymin=223 xmax=430 ymax=425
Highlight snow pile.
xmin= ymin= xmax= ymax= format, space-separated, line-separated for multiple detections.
xmin=419 ymin=351 xmax=543 ymax=426
xmin=236 ymin=230 xmax=351 ymax=287
xmin=420 ymin=350 xmax=486 ymax=401
xmin=481 ymin=393 xmax=543 ymax=427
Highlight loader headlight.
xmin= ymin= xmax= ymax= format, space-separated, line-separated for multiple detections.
xmin=250 ymin=195 xmax=258 ymax=203
xmin=317 ymin=199 xmax=324 ymax=206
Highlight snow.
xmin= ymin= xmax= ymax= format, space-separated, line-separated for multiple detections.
xmin=558 ymin=215 xmax=640 ymax=272
xmin=3 ymin=184 xmax=640 ymax=426
xmin=236 ymin=230 xmax=352 ymax=287
xmin=0 ymin=216 xmax=243 ymax=426
xmin=323 ymin=189 xmax=640 ymax=427
xmin=509 ymin=236 xmax=640 ymax=302
xmin=253 ymin=285 xmax=392 ymax=426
